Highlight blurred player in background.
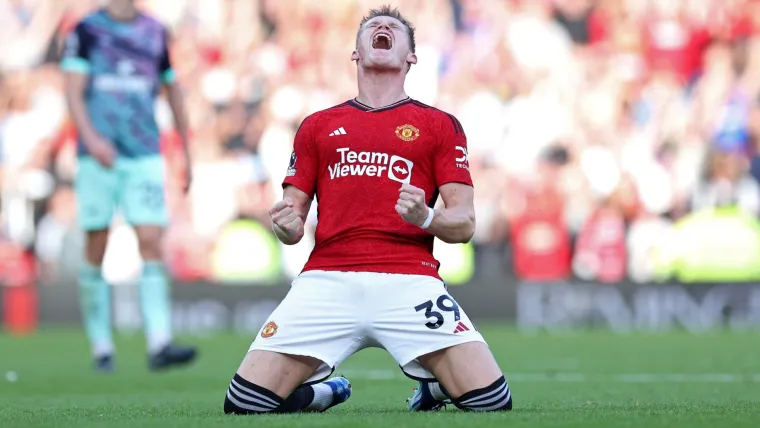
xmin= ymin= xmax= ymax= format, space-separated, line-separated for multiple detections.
xmin=62 ymin=0 xmax=196 ymax=372
xmin=224 ymin=5 xmax=511 ymax=415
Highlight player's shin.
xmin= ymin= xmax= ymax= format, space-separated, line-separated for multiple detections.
xmin=78 ymin=263 xmax=114 ymax=358
xmin=278 ymin=385 xmax=319 ymax=412
xmin=451 ymin=376 xmax=512 ymax=412
xmin=224 ymin=374 xmax=351 ymax=415
xmin=139 ymin=261 xmax=172 ymax=353
xmin=408 ymin=381 xmax=451 ymax=411
xmin=299 ymin=381 xmax=340 ymax=412
xmin=427 ymin=381 xmax=450 ymax=401
xmin=224 ymin=375 xmax=319 ymax=414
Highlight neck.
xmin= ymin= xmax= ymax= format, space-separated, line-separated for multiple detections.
xmin=106 ymin=3 xmax=137 ymax=21
xmin=355 ymin=67 xmax=408 ymax=108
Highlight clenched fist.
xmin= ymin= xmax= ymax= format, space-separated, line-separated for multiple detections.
xmin=269 ymin=197 xmax=304 ymax=240
xmin=395 ymin=183 xmax=432 ymax=228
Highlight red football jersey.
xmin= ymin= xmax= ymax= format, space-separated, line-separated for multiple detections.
xmin=283 ymin=98 xmax=472 ymax=280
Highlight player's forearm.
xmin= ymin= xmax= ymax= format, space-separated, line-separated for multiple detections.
xmin=426 ymin=206 xmax=475 ymax=244
xmin=65 ymin=90 xmax=101 ymax=147
xmin=166 ymin=85 xmax=190 ymax=153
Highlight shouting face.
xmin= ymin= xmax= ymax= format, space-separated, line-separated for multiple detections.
xmin=352 ymin=15 xmax=417 ymax=73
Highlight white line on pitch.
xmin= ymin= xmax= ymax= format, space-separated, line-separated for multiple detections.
xmin=338 ymin=369 xmax=760 ymax=383
xmin=615 ymin=374 xmax=743 ymax=383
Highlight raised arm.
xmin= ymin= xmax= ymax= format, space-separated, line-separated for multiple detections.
xmin=396 ymin=113 xmax=476 ymax=242
xmin=396 ymin=181 xmax=475 ymax=243
xmin=270 ymin=115 xmax=319 ymax=245
xmin=426 ymin=182 xmax=475 ymax=243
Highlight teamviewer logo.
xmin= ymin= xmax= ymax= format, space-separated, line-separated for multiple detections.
xmin=388 ymin=155 xmax=414 ymax=184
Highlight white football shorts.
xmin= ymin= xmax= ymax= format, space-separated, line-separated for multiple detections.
xmin=247 ymin=270 xmax=486 ymax=384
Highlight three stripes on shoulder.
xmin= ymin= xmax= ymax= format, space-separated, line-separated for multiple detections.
xmin=329 ymin=127 xmax=348 ymax=136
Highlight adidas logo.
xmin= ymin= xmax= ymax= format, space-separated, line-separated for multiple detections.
xmin=453 ymin=322 xmax=470 ymax=334
xmin=329 ymin=127 xmax=347 ymax=136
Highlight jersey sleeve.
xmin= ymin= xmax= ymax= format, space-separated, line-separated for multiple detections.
xmin=433 ymin=114 xmax=473 ymax=188
xmin=159 ymin=27 xmax=177 ymax=84
xmin=61 ymin=22 xmax=93 ymax=74
xmin=282 ymin=116 xmax=319 ymax=197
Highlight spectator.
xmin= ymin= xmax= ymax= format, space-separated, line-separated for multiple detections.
xmin=509 ymin=145 xmax=572 ymax=281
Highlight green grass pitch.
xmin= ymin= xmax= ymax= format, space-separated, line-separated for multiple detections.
xmin=1 ymin=326 xmax=759 ymax=427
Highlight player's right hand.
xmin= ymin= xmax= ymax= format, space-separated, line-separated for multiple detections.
xmin=87 ymin=137 xmax=117 ymax=168
xmin=269 ymin=197 xmax=304 ymax=239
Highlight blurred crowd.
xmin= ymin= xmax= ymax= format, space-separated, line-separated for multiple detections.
xmin=2 ymin=0 xmax=760 ymax=286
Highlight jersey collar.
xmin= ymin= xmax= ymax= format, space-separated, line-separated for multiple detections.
xmin=349 ymin=97 xmax=412 ymax=113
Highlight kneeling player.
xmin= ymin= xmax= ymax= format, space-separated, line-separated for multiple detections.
xmin=223 ymin=6 xmax=511 ymax=414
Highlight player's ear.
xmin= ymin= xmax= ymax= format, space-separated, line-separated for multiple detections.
xmin=407 ymin=52 xmax=418 ymax=66
xmin=351 ymin=50 xmax=360 ymax=62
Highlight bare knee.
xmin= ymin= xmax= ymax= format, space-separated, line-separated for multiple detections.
xmin=86 ymin=229 xmax=109 ymax=265
xmin=418 ymin=342 xmax=511 ymax=411
xmin=418 ymin=341 xmax=503 ymax=399
xmin=236 ymin=350 xmax=322 ymax=399
xmin=135 ymin=226 xmax=164 ymax=260
xmin=224 ymin=350 xmax=324 ymax=415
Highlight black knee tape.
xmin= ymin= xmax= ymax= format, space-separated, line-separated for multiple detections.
xmin=452 ymin=376 xmax=512 ymax=412
xmin=224 ymin=374 xmax=283 ymax=415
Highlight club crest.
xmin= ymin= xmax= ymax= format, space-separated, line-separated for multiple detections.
xmin=261 ymin=321 xmax=278 ymax=338
xmin=395 ymin=124 xmax=420 ymax=142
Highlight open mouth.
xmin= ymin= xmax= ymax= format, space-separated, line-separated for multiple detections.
xmin=372 ymin=32 xmax=392 ymax=50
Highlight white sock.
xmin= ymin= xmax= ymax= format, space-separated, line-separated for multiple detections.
xmin=92 ymin=342 xmax=115 ymax=358
xmin=429 ymin=382 xmax=448 ymax=401
xmin=147 ymin=332 xmax=171 ymax=355
xmin=305 ymin=383 xmax=333 ymax=411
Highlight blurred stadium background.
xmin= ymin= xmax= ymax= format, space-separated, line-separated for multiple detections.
xmin=2 ymin=0 xmax=760 ymax=336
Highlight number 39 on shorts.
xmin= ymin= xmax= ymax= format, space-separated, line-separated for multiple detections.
xmin=414 ymin=295 xmax=461 ymax=330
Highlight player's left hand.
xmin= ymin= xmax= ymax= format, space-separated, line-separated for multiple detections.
xmin=396 ymin=184 xmax=428 ymax=227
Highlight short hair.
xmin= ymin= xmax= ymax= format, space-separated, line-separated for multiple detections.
xmin=355 ymin=5 xmax=416 ymax=54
